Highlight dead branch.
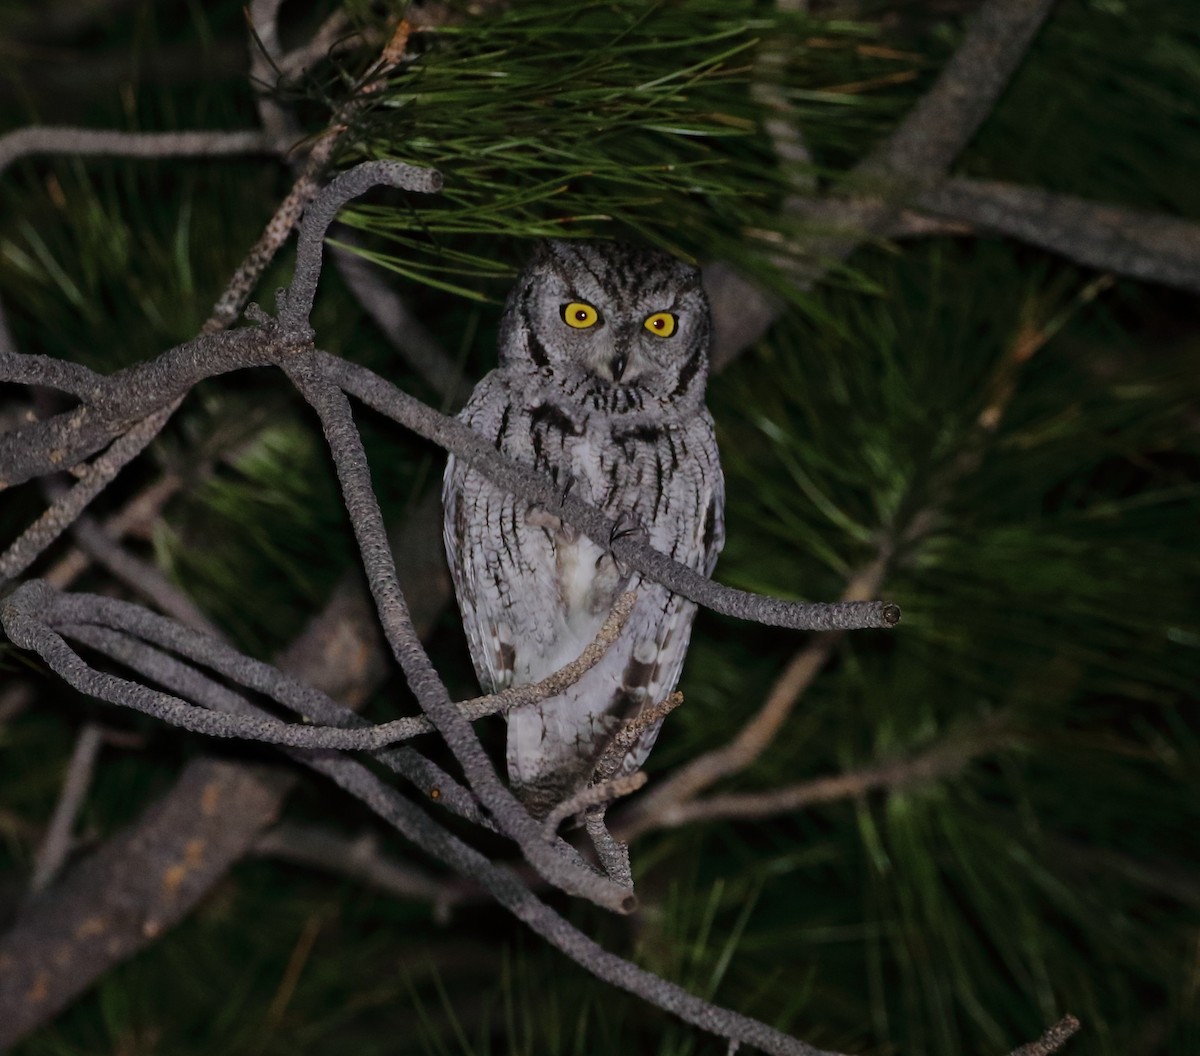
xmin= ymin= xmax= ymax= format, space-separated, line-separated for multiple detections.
xmin=25 ymin=722 xmax=104 ymax=896
xmin=915 ymin=177 xmax=1200 ymax=294
xmin=0 ymin=400 xmax=179 ymax=581
xmin=0 ymin=128 xmax=273 ymax=177
xmin=250 ymin=821 xmax=464 ymax=921
xmin=0 ymin=493 xmax=451 ymax=1046
xmin=633 ymin=719 xmax=1012 ymax=831
xmin=1007 ymin=1015 xmax=1081 ymax=1056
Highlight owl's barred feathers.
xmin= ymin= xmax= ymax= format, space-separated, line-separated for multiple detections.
xmin=443 ymin=240 xmax=725 ymax=817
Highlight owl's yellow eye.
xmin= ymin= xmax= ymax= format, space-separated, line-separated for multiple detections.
xmin=562 ymin=302 xmax=600 ymax=329
xmin=643 ymin=312 xmax=677 ymax=338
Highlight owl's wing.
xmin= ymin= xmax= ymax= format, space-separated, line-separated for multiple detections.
xmin=602 ymin=409 xmax=725 ymax=774
xmin=442 ymin=372 xmax=568 ymax=695
xmin=503 ymin=409 xmax=726 ymax=806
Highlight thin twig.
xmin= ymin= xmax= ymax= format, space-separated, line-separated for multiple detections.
xmin=251 ymin=821 xmax=464 ymax=920
xmin=208 ymin=18 xmax=423 ymax=332
xmin=43 ymin=471 xmax=183 ymax=589
xmin=593 ymin=691 xmax=683 ymax=784
xmin=26 ymin=722 xmax=105 ymax=895
xmin=3 ymin=584 xmax=844 ymax=1056
xmin=640 ymin=719 xmax=1012 ymax=830
xmin=0 ymin=400 xmax=179 ymax=585
xmin=1006 ymin=1015 xmax=1081 ymax=1056
xmin=0 ymin=128 xmax=273 ymax=178
xmin=542 ymin=773 xmax=647 ymax=840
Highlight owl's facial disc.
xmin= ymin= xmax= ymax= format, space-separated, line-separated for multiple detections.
xmin=553 ymin=298 xmax=679 ymax=387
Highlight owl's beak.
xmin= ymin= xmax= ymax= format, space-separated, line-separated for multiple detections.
xmin=609 ymin=351 xmax=629 ymax=383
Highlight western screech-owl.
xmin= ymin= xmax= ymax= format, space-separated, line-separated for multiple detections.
xmin=442 ymin=240 xmax=725 ymax=818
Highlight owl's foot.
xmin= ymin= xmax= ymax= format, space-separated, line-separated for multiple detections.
xmin=607 ymin=508 xmax=647 ymax=548
xmin=524 ymin=504 xmax=578 ymax=542
xmin=556 ymin=469 xmax=578 ymax=508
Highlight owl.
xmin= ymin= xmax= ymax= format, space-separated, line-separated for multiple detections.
xmin=442 ymin=240 xmax=725 ymax=818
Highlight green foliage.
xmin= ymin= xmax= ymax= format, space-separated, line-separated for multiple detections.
xmin=342 ymin=0 xmax=904 ymax=297
xmin=965 ymin=0 xmax=1200 ymax=212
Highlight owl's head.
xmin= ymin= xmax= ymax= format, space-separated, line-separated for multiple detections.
xmin=498 ymin=240 xmax=712 ymax=410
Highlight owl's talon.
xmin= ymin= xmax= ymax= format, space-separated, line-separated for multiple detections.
xmin=558 ymin=471 xmax=577 ymax=508
xmin=608 ymin=509 xmax=646 ymax=548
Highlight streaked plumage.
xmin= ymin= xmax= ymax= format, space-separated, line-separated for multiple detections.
xmin=443 ymin=240 xmax=724 ymax=817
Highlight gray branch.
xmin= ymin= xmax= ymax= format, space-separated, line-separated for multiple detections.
xmin=916 ymin=177 xmax=1200 ymax=294
xmin=0 ymin=127 xmax=273 ymax=178
xmin=0 ymin=582 xmax=843 ymax=1056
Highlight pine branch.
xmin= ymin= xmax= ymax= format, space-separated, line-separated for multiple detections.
xmin=0 ymin=490 xmax=453 ymax=1046
xmin=1 ymin=583 xmax=847 ymax=1056
xmin=25 ymin=722 xmax=104 ymax=896
xmin=914 ymin=178 xmax=1200 ymax=294
xmin=250 ymin=821 xmax=464 ymax=920
xmin=0 ymin=128 xmax=273 ymax=176
xmin=0 ymin=399 xmax=180 ymax=581
xmin=634 ymin=717 xmax=1012 ymax=830
xmin=1006 ymin=1015 xmax=1081 ymax=1056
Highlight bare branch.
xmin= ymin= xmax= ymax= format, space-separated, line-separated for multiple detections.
xmin=0 ymin=326 xmax=291 ymax=489
xmin=44 ymin=472 xmax=183 ymax=589
xmin=542 ymin=773 xmax=647 ymax=841
xmin=322 ymin=352 xmax=898 ymax=632
xmin=915 ymin=178 xmax=1200 ymax=294
xmin=283 ymin=364 xmax=636 ymax=914
xmin=639 ymin=720 xmax=1012 ymax=831
xmin=583 ymin=808 xmax=634 ymax=890
xmin=251 ymin=821 xmax=464 ymax=920
xmin=1007 ymin=1015 xmax=1081 ymax=1056
xmin=26 ymin=722 xmax=104 ymax=896
xmin=0 ymin=128 xmax=273 ymax=178
xmin=280 ymin=162 xmax=443 ymax=330
xmin=0 ymin=350 xmax=105 ymax=400
xmin=0 ymin=400 xmax=179 ymax=585
xmin=853 ymin=0 xmax=1057 ymax=190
